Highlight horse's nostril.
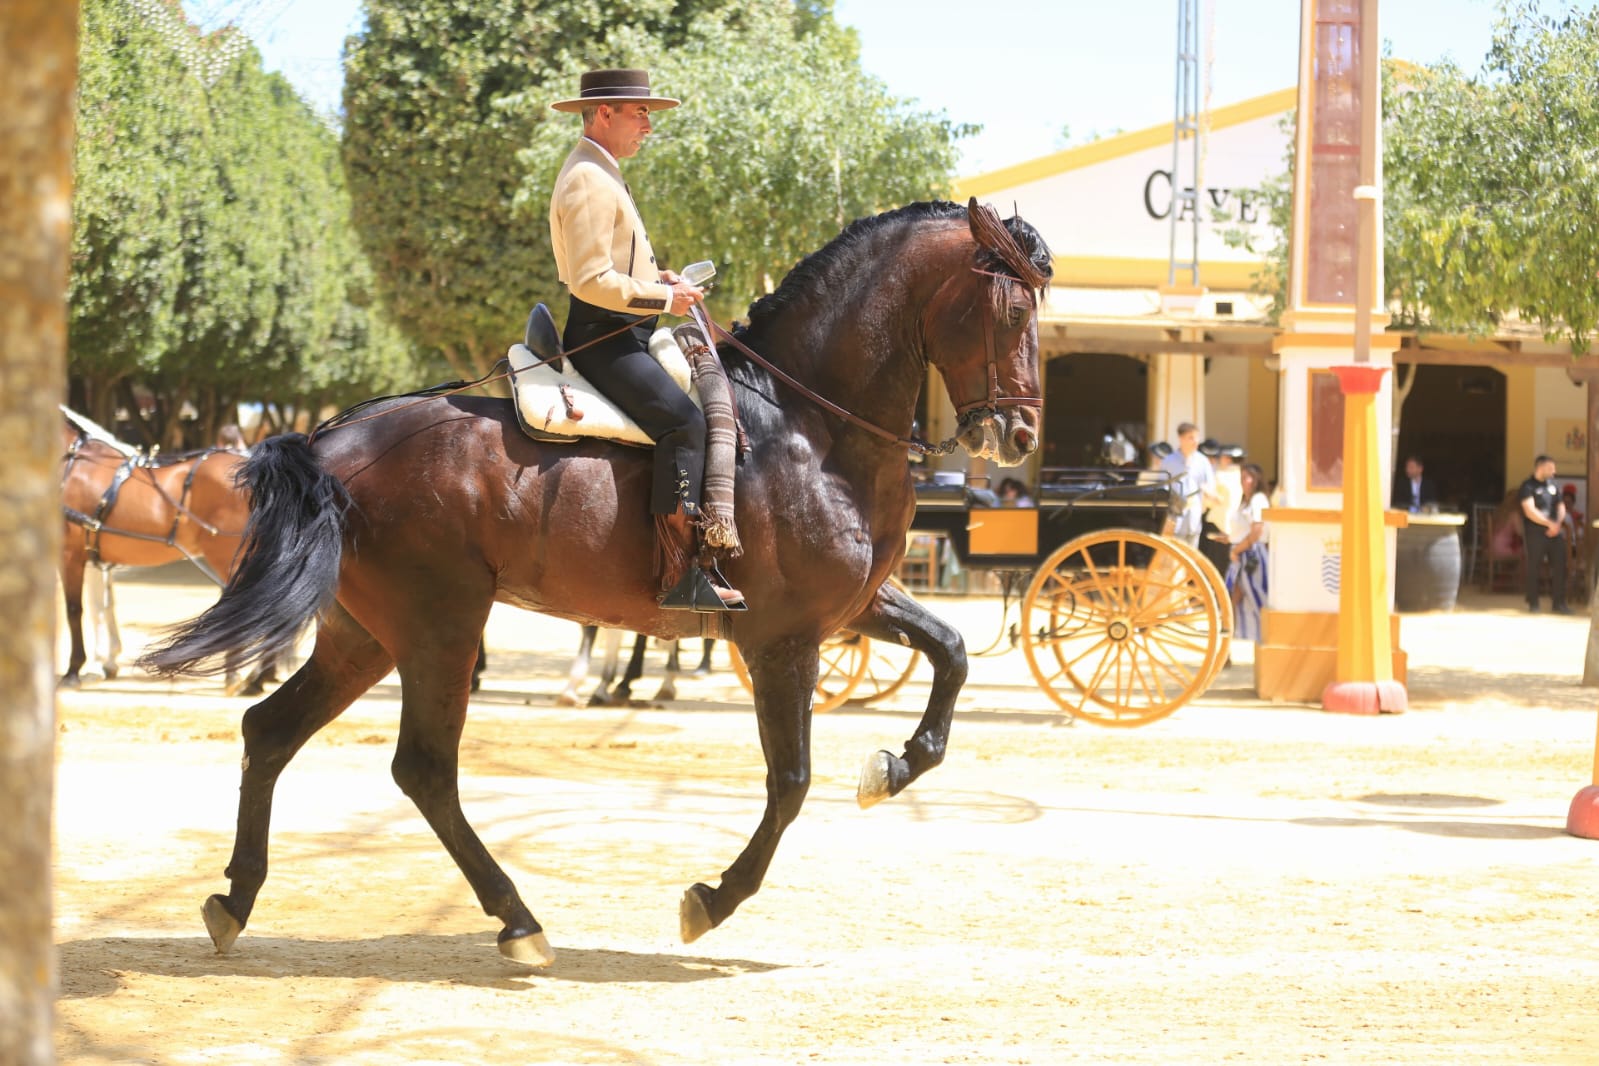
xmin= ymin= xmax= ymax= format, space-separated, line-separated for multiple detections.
xmin=1011 ymin=425 xmax=1035 ymax=452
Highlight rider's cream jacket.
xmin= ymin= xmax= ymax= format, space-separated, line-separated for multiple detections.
xmin=549 ymin=138 xmax=672 ymax=314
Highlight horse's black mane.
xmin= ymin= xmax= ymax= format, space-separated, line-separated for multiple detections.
xmin=740 ymin=200 xmax=1052 ymax=338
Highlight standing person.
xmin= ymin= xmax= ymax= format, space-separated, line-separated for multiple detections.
xmin=215 ymin=423 xmax=249 ymax=455
xmin=1201 ymin=443 xmax=1240 ymax=577
xmin=1226 ymin=463 xmax=1270 ymax=643
xmin=1159 ymin=422 xmax=1220 ymax=549
xmin=1390 ymin=454 xmax=1436 ymax=512
xmin=1519 ymin=455 xmax=1569 ymax=613
xmin=548 ymin=68 xmax=741 ymax=609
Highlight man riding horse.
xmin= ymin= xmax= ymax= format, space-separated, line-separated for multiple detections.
xmin=548 ymin=67 xmax=744 ymax=610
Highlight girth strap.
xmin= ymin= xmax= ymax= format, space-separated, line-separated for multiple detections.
xmin=85 ymin=457 xmax=138 ymax=565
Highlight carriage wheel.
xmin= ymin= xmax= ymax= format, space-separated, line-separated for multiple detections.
xmin=846 ymin=640 xmax=922 ymax=706
xmin=727 ymin=633 xmax=872 ymax=713
xmin=1163 ymin=537 xmax=1234 ymax=693
xmin=1020 ymin=529 xmax=1225 ymax=727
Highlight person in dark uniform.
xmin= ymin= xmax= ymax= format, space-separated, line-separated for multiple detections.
xmin=1518 ymin=454 xmax=1568 ymax=613
xmin=548 ymin=68 xmax=742 ymax=608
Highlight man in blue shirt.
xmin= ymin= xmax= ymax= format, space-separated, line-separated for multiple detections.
xmin=1160 ymin=422 xmax=1219 ymax=548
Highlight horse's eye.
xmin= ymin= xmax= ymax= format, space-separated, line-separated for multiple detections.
xmin=1006 ymin=303 xmax=1029 ymax=329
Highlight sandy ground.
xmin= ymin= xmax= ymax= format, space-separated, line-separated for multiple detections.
xmin=51 ymin=565 xmax=1599 ymax=1065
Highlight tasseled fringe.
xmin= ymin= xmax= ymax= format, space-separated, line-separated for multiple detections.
xmin=698 ymin=509 xmax=742 ymax=557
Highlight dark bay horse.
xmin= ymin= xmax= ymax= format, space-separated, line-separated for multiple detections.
xmin=59 ymin=418 xmax=256 ymax=688
xmin=141 ymin=199 xmax=1050 ymax=966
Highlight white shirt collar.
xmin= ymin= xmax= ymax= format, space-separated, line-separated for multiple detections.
xmin=582 ymin=136 xmax=620 ymax=169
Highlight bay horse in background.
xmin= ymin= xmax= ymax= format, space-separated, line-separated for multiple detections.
xmin=59 ymin=414 xmax=273 ymax=692
xmin=142 ymin=199 xmax=1049 ymax=967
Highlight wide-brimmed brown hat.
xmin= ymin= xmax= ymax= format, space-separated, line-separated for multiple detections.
xmin=551 ymin=68 xmax=679 ymax=113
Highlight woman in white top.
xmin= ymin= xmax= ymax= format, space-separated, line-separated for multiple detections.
xmin=1226 ymin=462 xmax=1270 ymax=642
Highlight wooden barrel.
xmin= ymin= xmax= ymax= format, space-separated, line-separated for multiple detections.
xmin=1395 ymin=519 xmax=1462 ymax=612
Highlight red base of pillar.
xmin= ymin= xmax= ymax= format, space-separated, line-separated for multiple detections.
xmin=1566 ymin=785 xmax=1599 ymax=839
xmin=1321 ymin=679 xmax=1408 ymax=715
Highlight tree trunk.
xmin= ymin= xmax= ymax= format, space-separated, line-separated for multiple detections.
xmin=0 ymin=3 xmax=77 ymax=1063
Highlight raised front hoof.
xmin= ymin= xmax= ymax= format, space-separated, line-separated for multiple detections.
xmin=857 ymin=750 xmax=897 ymax=809
xmin=497 ymin=927 xmax=555 ymax=968
xmin=202 ymin=894 xmax=244 ymax=954
xmin=679 ymin=883 xmax=715 ymax=944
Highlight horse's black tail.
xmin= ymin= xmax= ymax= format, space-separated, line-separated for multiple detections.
xmin=139 ymin=433 xmax=350 ymax=678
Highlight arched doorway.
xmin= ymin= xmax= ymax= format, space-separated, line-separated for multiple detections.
xmin=1393 ymin=363 xmax=1506 ymax=512
xmin=1041 ymin=353 xmax=1148 ymax=468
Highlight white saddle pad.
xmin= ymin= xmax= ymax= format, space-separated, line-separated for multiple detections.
xmin=507 ymin=327 xmax=701 ymax=446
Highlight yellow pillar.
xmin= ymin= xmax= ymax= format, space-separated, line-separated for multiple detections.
xmin=1568 ymin=711 xmax=1599 ymax=837
xmin=1321 ymin=366 xmax=1407 ymax=712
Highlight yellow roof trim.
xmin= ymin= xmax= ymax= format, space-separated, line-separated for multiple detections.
xmin=1051 ymin=255 xmax=1268 ymax=291
xmin=956 ymin=87 xmax=1298 ymax=199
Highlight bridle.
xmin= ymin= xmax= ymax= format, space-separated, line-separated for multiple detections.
xmin=953 ymin=199 xmax=1050 ymax=422
xmin=954 ymin=267 xmax=1044 ymax=420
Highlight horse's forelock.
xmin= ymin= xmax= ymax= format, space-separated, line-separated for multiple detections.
xmin=1001 ymin=215 xmax=1053 ymax=290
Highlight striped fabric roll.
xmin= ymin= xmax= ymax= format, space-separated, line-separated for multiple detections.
xmin=673 ymin=323 xmax=742 ymax=557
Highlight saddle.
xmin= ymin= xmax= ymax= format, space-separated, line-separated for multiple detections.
xmin=507 ymin=304 xmax=701 ymax=446
xmin=508 ymin=304 xmax=745 ymax=613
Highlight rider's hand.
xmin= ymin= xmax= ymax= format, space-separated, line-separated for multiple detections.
xmin=668 ymin=278 xmax=704 ymax=316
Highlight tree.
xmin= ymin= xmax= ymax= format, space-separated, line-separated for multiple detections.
xmin=70 ymin=0 xmax=426 ymax=447
xmin=0 ymin=2 xmax=76 ymax=1062
xmin=1227 ymin=4 xmax=1599 ymax=353
xmin=70 ymin=0 xmax=207 ymax=428
xmin=343 ymin=0 xmax=967 ymax=375
xmin=1386 ymin=4 xmax=1599 ymax=349
xmin=583 ymin=2 xmax=969 ymax=320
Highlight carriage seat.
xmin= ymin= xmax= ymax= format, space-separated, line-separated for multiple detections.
xmin=506 ymin=305 xmax=702 ymax=446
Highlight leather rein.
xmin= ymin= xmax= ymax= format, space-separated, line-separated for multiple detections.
xmin=314 ymin=232 xmax=1045 ymax=455
xmin=701 ymin=266 xmax=1038 ymax=457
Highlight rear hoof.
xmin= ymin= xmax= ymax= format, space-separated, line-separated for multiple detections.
xmin=102 ymin=664 xmax=119 ymax=680
xmin=202 ymin=894 xmax=243 ymax=954
xmin=857 ymin=750 xmax=894 ymax=809
xmin=680 ymin=883 xmax=714 ymax=944
xmin=498 ymin=928 xmax=555 ymax=967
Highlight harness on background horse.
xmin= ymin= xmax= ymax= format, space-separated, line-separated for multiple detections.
xmin=61 ymin=430 xmax=235 ymax=585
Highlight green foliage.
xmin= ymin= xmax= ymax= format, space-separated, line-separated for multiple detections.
xmin=1226 ymin=3 xmax=1599 ymax=352
xmin=69 ymin=0 xmax=422 ymax=447
xmin=71 ymin=0 xmax=201 ymax=392
xmin=345 ymin=0 xmax=967 ymax=368
xmin=629 ymin=1 xmax=969 ymax=320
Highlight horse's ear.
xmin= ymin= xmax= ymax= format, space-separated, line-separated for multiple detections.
xmin=966 ymin=197 xmax=992 ymax=244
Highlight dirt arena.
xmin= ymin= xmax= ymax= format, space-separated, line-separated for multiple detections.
xmin=52 ymin=565 xmax=1599 ymax=1064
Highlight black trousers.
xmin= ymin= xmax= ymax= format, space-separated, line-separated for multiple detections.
xmin=564 ymin=295 xmax=705 ymax=516
xmin=1523 ymin=524 xmax=1567 ymax=607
